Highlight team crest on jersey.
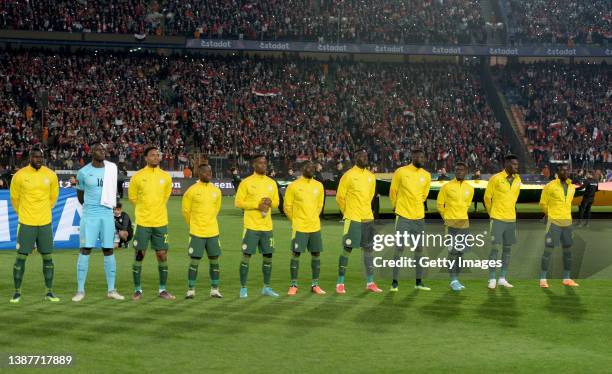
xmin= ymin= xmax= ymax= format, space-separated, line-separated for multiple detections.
xmin=368 ymin=177 xmax=372 ymax=183
xmin=420 ymin=177 xmax=425 ymax=183
xmin=44 ymin=178 xmax=50 ymax=184
xmin=313 ymin=189 xmax=318 ymax=194
xmin=465 ymin=191 xmax=469 ymax=196
xmin=212 ymin=192 xmax=217 ymax=198
xmin=268 ymin=186 xmax=273 ymax=191
xmin=159 ymin=179 xmax=164 ymax=184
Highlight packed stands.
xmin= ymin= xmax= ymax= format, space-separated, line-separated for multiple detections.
xmin=495 ymin=62 xmax=611 ymax=168
xmin=0 ymin=50 xmax=507 ymax=173
xmin=0 ymin=0 xmax=486 ymax=44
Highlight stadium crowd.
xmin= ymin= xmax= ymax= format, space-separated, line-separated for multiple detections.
xmin=0 ymin=50 xmax=189 ymax=171
xmin=0 ymin=0 xmax=485 ymax=44
xmin=495 ymin=62 xmax=611 ymax=169
xmin=1 ymin=1 xmax=609 ymax=46
xmin=1 ymin=50 xmax=507 ymax=173
xmin=506 ymin=0 xmax=611 ymax=45
xmin=0 ymin=0 xmax=152 ymax=35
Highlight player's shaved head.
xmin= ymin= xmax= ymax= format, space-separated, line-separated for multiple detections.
xmin=199 ymin=164 xmax=212 ymax=183
xmin=91 ymin=143 xmax=106 ymax=164
xmin=302 ymin=161 xmax=315 ymax=179
xmin=30 ymin=148 xmax=44 ymax=170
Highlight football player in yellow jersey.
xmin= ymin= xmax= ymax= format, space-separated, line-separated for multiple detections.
xmin=437 ymin=162 xmax=474 ymax=291
xmin=484 ymin=154 xmax=521 ymax=289
xmin=235 ymin=155 xmax=280 ymax=298
xmin=128 ymin=146 xmax=175 ymax=300
xmin=335 ymin=150 xmax=381 ymax=294
xmin=389 ymin=149 xmax=431 ymax=291
xmin=9 ymin=148 xmax=60 ymax=303
xmin=182 ymin=164 xmax=223 ymax=299
xmin=284 ymin=161 xmax=326 ymax=296
xmin=538 ymin=164 xmax=579 ymax=288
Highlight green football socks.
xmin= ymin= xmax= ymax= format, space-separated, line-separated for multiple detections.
xmin=239 ymin=255 xmax=250 ymax=287
xmin=132 ymin=260 xmax=143 ymax=291
xmin=311 ymin=257 xmax=321 ymax=286
xmin=13 ymin=253 xmax=27 ymax=292
xmin=158 ymin=260 xmax=169 ymax=291
xmin=337 ymin=249 xmax=351 ymax=283
xmin=290 ymin=253 xmax=300 ymax=287
xmin=41 ymin=253 xmax=54 ymax=290
xmin=262 ymin=256 xmax=272 ymax=286
xmin=188 ymin=258 xmax=200 ymax=289
xmin=209 ymin=258 xmax=220 ymax=288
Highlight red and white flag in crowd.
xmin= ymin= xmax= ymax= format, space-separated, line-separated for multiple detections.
xmin=593 ymin=127 xmax=602 ymax=141
xmin=549 ymin=121 xmax=563 ymax=128
xmin=252 ymin=88 xmax=281 ymax=97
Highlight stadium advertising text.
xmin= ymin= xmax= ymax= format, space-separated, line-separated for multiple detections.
xmin=317 ymin=44 xmax=348 ymax=52
xmin=488 ymin=47 xmax=519 ymax=55
xmin=186 ymin=38 xmax=610 ymax=57
xmin=199 ymin=40 xmax=232 ymax=49
xmin=259 ymin=42 xmax=291 ymax=50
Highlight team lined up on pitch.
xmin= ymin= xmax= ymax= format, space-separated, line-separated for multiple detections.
xmin=8 ymin=146 xmax=580 ymax=303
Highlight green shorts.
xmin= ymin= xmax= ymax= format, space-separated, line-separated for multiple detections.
xmin=133 ymin=225 xmax=169 ymax=251
xmin=395 ymin=216 xmax=425 ymax=250
xmin=342 ymin=220 xmax=374 ymax=250
xmin=490 ymin=219 xmax=516 ymax=246
xmin=545 ymin=223 xmax=573 ymax=248
xmin=16 ymin=223 xmax=53 ymax=254
xmin=242 ymin=229 xmax=274 ymax=255
xmin=188 ymin=235 xmax=221 ymax=258
xmin=445 ymin=226 xmax=470 ymax=253
xmin=291 ymin=231 xmax=323 ymax=253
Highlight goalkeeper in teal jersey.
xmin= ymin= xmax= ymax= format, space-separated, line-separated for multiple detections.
xmin=72 ymin=143 xmax=125 ymax=302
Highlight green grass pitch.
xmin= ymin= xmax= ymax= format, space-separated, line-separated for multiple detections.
xmin=0 ymin=197 xmax=610 ymax=373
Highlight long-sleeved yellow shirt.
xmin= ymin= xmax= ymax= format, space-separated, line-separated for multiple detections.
xmin=484 ymin=170 xmax=521 ymax=221
xmin=284 ymin=176 xmax=324 ymax=233
xmin=336 ymin=166 xmax=376 ymax=222
xmin=128 ymin=166 xmax=172 ymax=227
xmin=389 ymin=164 xmax=431 ymax=220
xmin=539 ymin=178 xmax=575 ymax=227
xmin=182 ymin=181 xmax=222 ymax=237
xmin=234 ymin=173 xmax=279 ymax=231
xmin=10 ymin=165 xmax=59 ymax=226
xmin=437 ymin=178 xmax=474 ymax=228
